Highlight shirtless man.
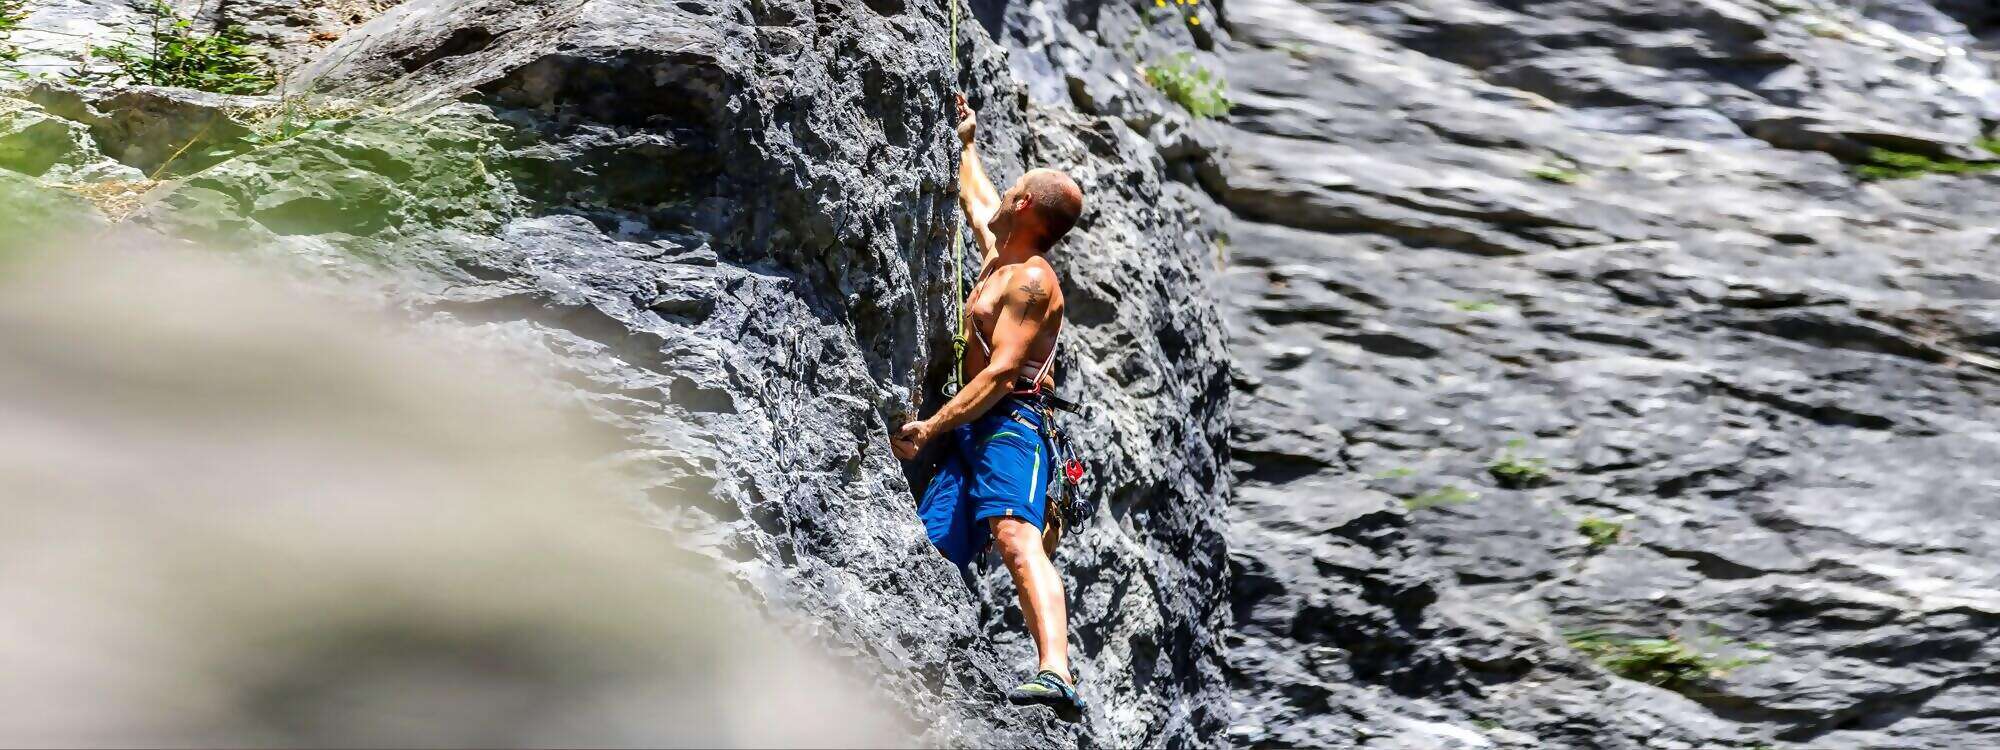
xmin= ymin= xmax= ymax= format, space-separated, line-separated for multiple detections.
xmin=890 ymin=94 xmax=1086 ymax=720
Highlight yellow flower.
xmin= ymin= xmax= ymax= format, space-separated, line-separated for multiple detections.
xmin=1189 ymin=15 xmax=1200 ymax=24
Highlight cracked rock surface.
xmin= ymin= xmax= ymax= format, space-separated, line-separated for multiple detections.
xmin=1180 ymin=0 xmax=2000 ymax=747
xmin=4 ymin=0 xmax=2000 ymax=747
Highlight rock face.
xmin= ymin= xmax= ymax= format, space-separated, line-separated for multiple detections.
xmin=97 ymin=0 xmax=1230 ymax=746
xmin=5 ymin=0 xmax=2000 ymax=746
xmin=1175 ymin=0 xmax=2000 ymax=747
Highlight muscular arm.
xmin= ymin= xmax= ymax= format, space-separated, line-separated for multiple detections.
xmin=954 ymin=94 xmax=1002 ymax=261
xmin=927 ymin=268 xmax=1050 ymax=433
xmin=890 ymin=268 xmax=1052 ymax=463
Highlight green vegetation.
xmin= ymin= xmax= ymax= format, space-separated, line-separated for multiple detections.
xmin=1376 ymin=466 xmax=1415 ymax=479
xmin=1405 ymin=484 xmax=1477 ymax=510
xmin=1856 ymin=140 xmax=2000 ymax=181
xmin=1565 ymin=629 xmax=1768 ymax=691
xmin=0 ymin=0 xmax=25 ymax=68
xmin=69 ymin=1 xmax=272 ymax=94
xmin=1450 ymin=299 xmax=1499 ymax=313
xmin=1488 ymin=438 xmax=1552 ymax=489
xmin=241 ymin=92 xmax=361 ymax=149
xmin=1578 ymin=516 xmax=1625 ymax=549
xmin=243 ymin=105 xmax=322 ymax=147
xmin=1140 ymin=52 xmax=1231 ymax=119
xmin=1528 ymin=164 xmax=1582 ymax=184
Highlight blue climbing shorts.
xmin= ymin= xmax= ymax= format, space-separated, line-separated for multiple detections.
xmin=918 ymin=398 xmax=1052 ymax=568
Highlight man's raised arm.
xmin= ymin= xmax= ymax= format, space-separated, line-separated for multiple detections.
xmin=954 ymin=94 xmax=1001 ymax=260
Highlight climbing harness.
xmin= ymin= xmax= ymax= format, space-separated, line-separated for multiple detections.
xmin=960 ymin=272 xmax=1094 ymax=538
xmin=975 ymin=324 xmax=1093 ymax=532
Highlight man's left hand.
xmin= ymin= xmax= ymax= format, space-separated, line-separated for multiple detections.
xmin=891 ymin=419 xmax=934 ymax=461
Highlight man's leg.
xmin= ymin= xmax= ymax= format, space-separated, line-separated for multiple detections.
xmin=919 ymin=442 xmax=984 ymax=567
xmin=990 ymin=515 xmax=1069 ymax=681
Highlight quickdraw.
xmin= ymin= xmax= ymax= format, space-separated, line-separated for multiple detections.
xmin=1031 ymin=394 xmax=1095 ymax=527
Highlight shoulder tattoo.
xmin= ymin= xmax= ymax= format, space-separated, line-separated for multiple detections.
xmin=1020 ymin=278 xmax=1049 ymax=308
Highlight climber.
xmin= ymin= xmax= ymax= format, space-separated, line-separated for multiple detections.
xmin=891 ymin=93 xmax=1087 ymax=721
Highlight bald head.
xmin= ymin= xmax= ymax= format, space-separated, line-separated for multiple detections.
xmin=1019 ymin=168 xmax=1084 ymax=251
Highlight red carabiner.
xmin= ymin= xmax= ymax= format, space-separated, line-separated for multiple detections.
xmin=1064 ymin=459 xmax=1086 ymax=483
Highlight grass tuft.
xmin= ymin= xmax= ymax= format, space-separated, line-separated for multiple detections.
xmin=240 ymin=94 xmax=363 ymax=148
xmin=1405 ymin=484 xmax=1478 ymax=510
xmin=60 ymin=179 xmax=159 ymax=221
xmin=1856 ymin=146 xmax=2000 ymax=181
xmin=1578 ymin=516 xmax=1625 ymax=550
xmin=1565 ymin=629 xmax=1768 ymax=691
xmin=1488 ymin=438 xmax=1552 ymax=488
xmin=1140 ymin=52 xmax=1231 ymax=119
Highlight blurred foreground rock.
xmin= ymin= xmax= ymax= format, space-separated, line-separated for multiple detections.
xmin=0 ymin=245 xmax=904 ymax=748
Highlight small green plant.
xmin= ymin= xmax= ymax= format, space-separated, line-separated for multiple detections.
xmin=1565 ymin=629 xmax=1768 ymax=691
xmin=0 ymin=0 xmax=26 ymax=68
xmin=1450 ymin=299 xmax=1499 ymax=313
xmin=1140 ymin=52 xmax=1231 ymax=118
xmin=1405 ymin=485 xmax=1477 ymax=510
xmin=1473 ymin=718 xmax=1501 ymax=732
xmin=1488 ymin=438 xmax=1552 ymax=488
xmin=1529 ymin=164 xmax=1582 ymax=184
xmin=1578 ymin=517 xmax=1625 ymax=549
xmin=70 ymin=1 xmax=272 ymax=94
xmin=1376 ymin=467 xmax=1415 ymax=479
xmin=243 ymin=105 xmax=322 ymax=147
xmin=1855 ymin=147 xmax=2000 ymax=181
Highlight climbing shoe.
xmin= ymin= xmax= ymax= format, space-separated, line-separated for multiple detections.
xmin=1006 ymin=669 xmax=1085 ymax=722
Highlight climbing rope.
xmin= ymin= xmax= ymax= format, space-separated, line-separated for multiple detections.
xmin=946 ymin=0 xmax=969 ymax=394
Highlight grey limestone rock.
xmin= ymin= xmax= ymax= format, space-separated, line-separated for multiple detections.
xmin=124 ymin=0 xmax=1230 ymax=745
xmin=7 ymin=0 xmax=2000 ymax=746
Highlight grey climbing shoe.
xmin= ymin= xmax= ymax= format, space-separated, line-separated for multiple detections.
xmin=1005 ymin=669 xmax=1084 ymax=722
